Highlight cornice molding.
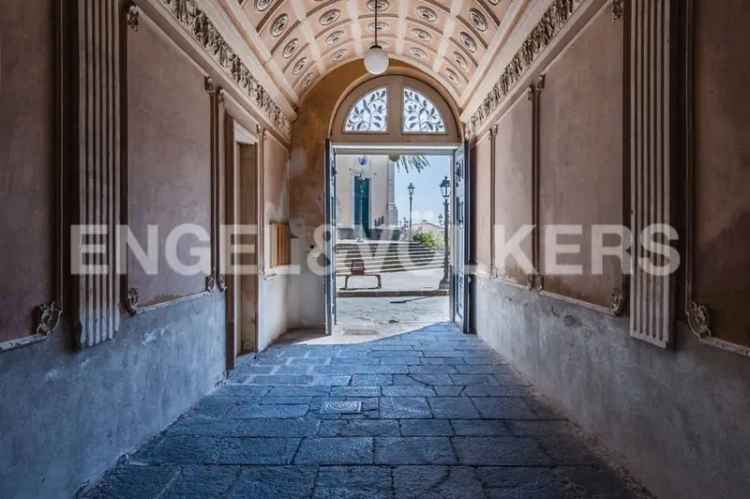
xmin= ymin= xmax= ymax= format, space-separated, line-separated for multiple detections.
xmin=159 ymin=0 xmax=292 ymax=136
xmin=467 ymin=0 xmax=585 ymax=136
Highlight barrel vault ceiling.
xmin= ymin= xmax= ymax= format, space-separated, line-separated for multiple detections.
xmin=218 ymin=0 xmax=529 ymax=112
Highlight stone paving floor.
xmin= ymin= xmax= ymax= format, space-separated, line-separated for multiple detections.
xmin=85 ymin=323 xmax=650 ymax=499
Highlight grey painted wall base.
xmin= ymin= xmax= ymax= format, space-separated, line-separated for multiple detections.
xmin=0 ymin=295 xmax=226 ymax=499
xmin=474 ymin=277 xmax=750 ymax=499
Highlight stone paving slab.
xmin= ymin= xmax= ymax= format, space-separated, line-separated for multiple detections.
xmin=85 ymin=323 xmax=650 ymax=499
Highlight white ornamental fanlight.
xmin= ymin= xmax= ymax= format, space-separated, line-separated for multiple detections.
xmin=364 ymin=0 xmax=389 ymax=75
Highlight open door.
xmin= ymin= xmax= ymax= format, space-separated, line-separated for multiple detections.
xmin=452 ymin=140 xmax=472 ymax=334
xmin=324 ymin=139 xmax=337 ymax=334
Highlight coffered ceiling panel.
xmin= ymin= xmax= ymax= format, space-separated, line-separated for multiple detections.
xmin=407 ymin=2 xmax=449 ymax=34
xmin=230 ymin=0 xmax=525 ymax=107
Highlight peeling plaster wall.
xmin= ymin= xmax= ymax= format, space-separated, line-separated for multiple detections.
xmin=475 ymin=278 xmax=750 ymax=499
xmin=471 ymin=2 xmax=750 ymax=498
xmin=0 ymin=296 xmax=226 ymax=499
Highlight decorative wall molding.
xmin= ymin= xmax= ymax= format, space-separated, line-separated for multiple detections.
xmin=527 ymin=274 xmax=544 ymax=292
xmin=35 ymin=302 xmax=63 ymax=336
xmin=126 ymin=288 xmax=139 ymax=317
xmin=205 ymin=275 xmax=217 ymax=293
xmin=468 ymin=0 xmax=584 ymax=136
xmin=1 ymin=0 xmax=69 ymax=352
xmin=686 ymin=301 xmax=711 ymax=339
xmin=158 ymin=0 xmax=291 ymax=136
xmin=610 ymin=288 xmax=627 ymax=316
xmin=628 ymin=0 xmax=674 ymax=348
xmin=489 ymin=124 xmax=498 ymax=277
xmin=681 ymin=0 xmax=747 ymax=358
xmin=75 ymin=0 xmax=122 ymax=348
xmin=121 ymin=19 xmax=221 ymax=316
xmin=126 ymin=3 xmax=141 ymax=31
xmin=530 ymin=77 xmax=544 ymax=286
xmin=612 ymin=0 xmax=625 ymax=21
xmin=205 ymin=76 xmax=217 ymax=95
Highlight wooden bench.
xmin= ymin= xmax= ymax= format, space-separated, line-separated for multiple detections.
xmin=342 ymin=258 xmax=382 ymax=290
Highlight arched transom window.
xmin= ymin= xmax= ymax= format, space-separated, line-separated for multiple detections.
xmin=344 ymin=88 xmax=388 ymax=132
xmin=403 ymin=88 xmax=447 ymax=133
xmin=332 ymin=75 xmax=459 ymax=144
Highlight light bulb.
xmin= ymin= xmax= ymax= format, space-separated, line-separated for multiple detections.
xmin=364 ymin=45 xmax=389 ymax=75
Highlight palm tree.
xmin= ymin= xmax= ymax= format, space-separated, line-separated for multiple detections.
xmin=391 ymin=154 xmax=429 ymax=173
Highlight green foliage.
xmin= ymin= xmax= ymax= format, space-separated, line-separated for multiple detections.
xmin=412 ymin=231 xmax=443 ymax=250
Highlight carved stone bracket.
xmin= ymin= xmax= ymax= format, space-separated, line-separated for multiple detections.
xmin=125 ymin=288 xmax=139 ymax=316
xmin=205 ymin=275 xmax=217 ymax=293
xmin=158 ymin=0 xmax=291 ymax=136
xmin=527 ymin=274 xmax=544 ymax=292
xmin=612 ymin=0 xmax=625 ymax=21
xmin=687 ymin=301 xmax=712 ymax=339
xmin=535 ymin=75 xmax=546 ymax=93
xmin=126 ymin=3 xmax=140 ymax=31
xmin=205 ymin=76 xmax=217 ymax=95
xmin=609 ymin=288 xmax=627 ymax=316
xmin=36 ymin=302 xmax=63 ymax=336
xmin=469 ymin=0 xmax=583 ymax=136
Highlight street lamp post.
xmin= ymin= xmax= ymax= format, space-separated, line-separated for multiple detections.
xmin=408 ymin=182 xmax=415 ymax=240
xmin=439 ymin=176 xmax=451 ymax=290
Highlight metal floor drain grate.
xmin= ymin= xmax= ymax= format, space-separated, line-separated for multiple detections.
xmin=320 ymin=400 xmax=363 ymax=414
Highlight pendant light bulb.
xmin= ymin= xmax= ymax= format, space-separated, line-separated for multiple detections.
xmin=365 ymin=45 xmax=389 ymax=75
xmin=365 ymin=0 xmax=389 ymax=75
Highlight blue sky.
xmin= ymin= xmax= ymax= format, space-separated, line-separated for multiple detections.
xmin=394 ymin=155 xmax=451 ymax=225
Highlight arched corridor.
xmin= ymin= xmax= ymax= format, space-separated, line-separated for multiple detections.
xmin=2 ymin=1 xmax=750 ymax=498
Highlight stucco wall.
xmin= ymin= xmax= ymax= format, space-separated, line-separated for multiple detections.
xmin=475 ymin=278 xmax=750 ymax=499
xmin=0 ymin=296 xmax=226 ymax=499
xmin=287 ymin=61 xmax=370 ymax=328
xmin=470 ymin=2 xmax=750 ymax=498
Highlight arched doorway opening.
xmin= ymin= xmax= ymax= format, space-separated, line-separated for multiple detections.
xmin=324 ymin=74 xmax=471 ymax=335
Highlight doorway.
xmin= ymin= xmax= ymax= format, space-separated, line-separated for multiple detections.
xmin=325 ymin=145 xmax=469 ymax=335
xmin=224 ymin=117 xmax=260 ymax=370
xmin=324 ymin=73 xmax=470 ymax=336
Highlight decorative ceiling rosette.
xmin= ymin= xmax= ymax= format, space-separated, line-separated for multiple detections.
xmin=282 ymin=38 xmax=299 ymax=58
xmin=469 ymin=8 xmax=488 ymax=32
xmin=460 ymin=32 xmax=477 ymax=53
xmin=254 ymin=0 xmax=273 ymax=12
xmin=319 ymin=9 xmax=341 ymax=26
xmin=270 ymin=14 xmax=289 ymax=37
xmin=416 ymin=6 xmax=438 ymax=24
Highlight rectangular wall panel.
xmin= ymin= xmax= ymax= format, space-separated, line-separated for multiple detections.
xmin=629 ymin=0 xmax=673 ymax=347
xmin=473 ymin=134 xmax=493 ymax=275
xmin=0 ymin=0 xmax=57 ymax=345
xmin=494 ymin=95 xmax=534 ymax=286
xmin=75 ymin=0 xmax=120 ymax=347
xmin=688 ymin=0 xmax=750 ymax=350
xmin=539 ymin=7 xmax=624 ymax=308
xmin=126 ymin=15 xmax=211 ymax=307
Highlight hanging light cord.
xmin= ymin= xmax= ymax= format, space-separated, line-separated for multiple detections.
xmin=374 ymin=1 xmax=379 ymax=47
